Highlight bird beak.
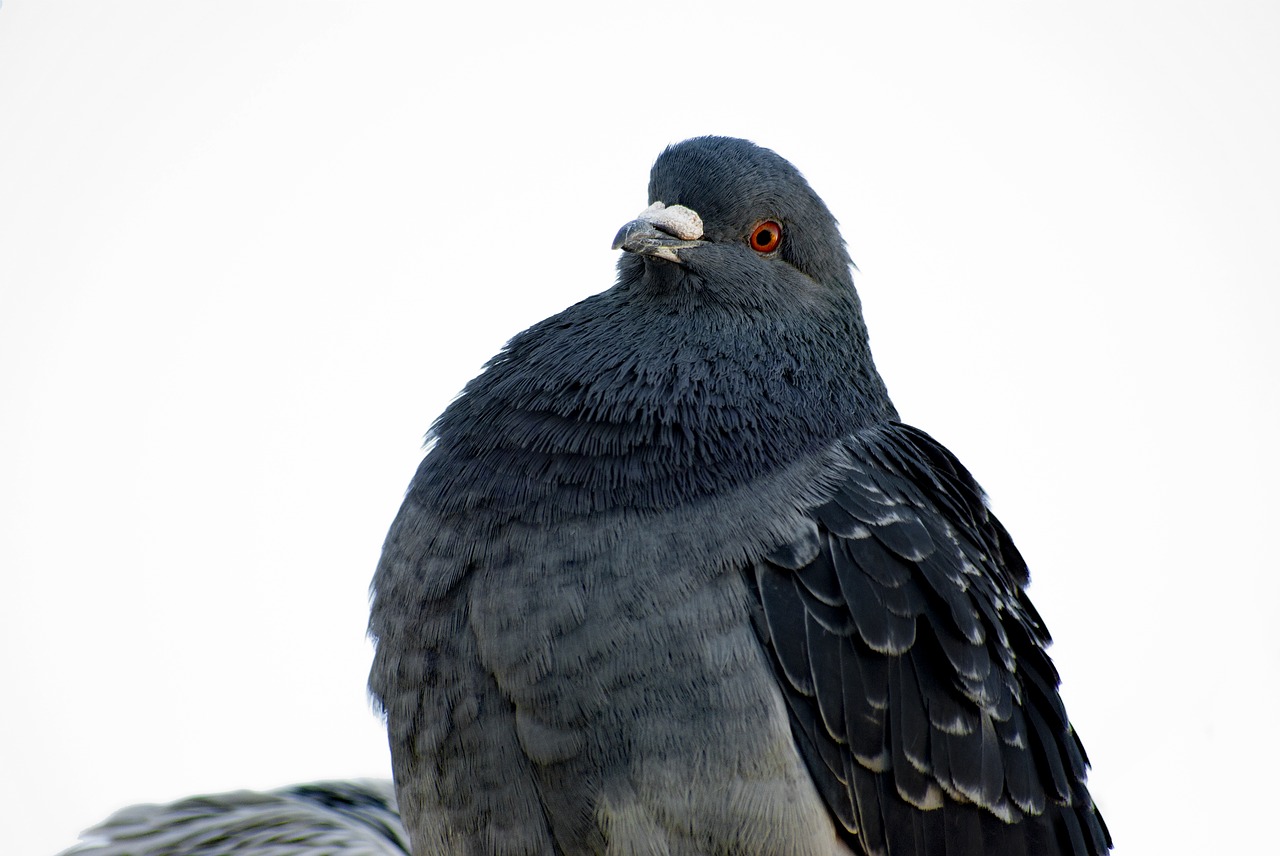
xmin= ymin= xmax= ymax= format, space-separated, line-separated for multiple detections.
xmin=612 ymin=202 xmax=707 ymax=264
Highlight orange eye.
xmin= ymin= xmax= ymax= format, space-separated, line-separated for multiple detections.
xmin=749 ymin=220 xmax=782 ymax=254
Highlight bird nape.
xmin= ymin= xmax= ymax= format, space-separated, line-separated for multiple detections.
xmin=367 ymin=136 xmax=1111 ymax=856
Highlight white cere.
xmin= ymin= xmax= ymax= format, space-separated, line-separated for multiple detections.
xmin=638 ymin=201 xmax=704 ymax=241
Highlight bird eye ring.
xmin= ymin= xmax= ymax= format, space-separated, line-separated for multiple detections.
xmin=749 ymin=220 xmax=782 ymax=254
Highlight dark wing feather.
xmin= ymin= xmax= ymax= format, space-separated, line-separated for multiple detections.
xmin=745 ymin=423 xmax=1110 ymax=856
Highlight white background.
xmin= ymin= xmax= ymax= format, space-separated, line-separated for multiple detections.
xmin=2 ymin=3 xmax=1277 ymax=854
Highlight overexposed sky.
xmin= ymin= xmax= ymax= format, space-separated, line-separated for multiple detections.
xmin=2 ymin=3 xmax=1277 ymax=854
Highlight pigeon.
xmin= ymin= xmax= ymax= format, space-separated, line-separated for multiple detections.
xmin=368 ymin=136 xmax=1111 ymax=855
xmin=59 ymin=780 xmax=409 ymax=856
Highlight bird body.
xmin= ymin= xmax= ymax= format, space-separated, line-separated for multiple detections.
xmin=368 ymin=137 xmax=1110 ymax=855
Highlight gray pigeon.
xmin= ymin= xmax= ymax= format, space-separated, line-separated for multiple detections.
xmin=60 ymin=780 xmax=409 ymax=856
xmin=368 ymin=136 xmax=1110 ymax=856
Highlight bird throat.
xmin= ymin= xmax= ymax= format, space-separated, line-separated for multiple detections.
xmin=417 ymin=286 xmax=894 ymax=525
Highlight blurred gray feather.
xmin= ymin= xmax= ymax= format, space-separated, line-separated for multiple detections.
xmin=59 ymin=780 xmax=408 ymax=856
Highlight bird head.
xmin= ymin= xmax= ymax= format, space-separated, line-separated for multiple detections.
xmin=612 ymin=136 xmax=856 ymax=302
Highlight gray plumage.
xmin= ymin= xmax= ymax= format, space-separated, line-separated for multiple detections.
xmin=60 ymin=780 xmax=408 ymax=856
xmin=368 ymin=136 xmax=1110 ymax=855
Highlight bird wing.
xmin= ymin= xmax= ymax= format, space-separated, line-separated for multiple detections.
xmin=746 ymin=422 xmax=1110 ymax=856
